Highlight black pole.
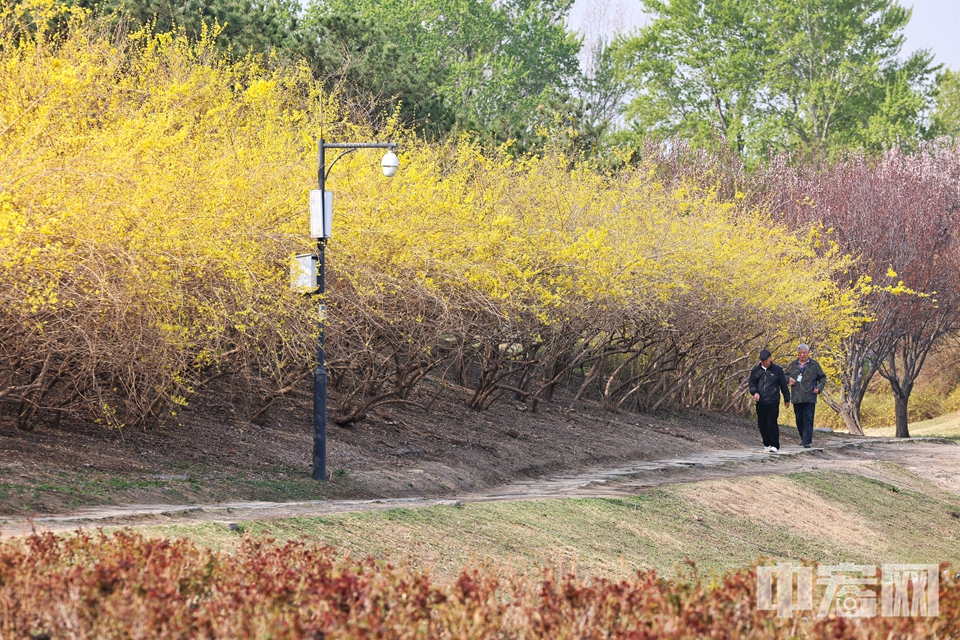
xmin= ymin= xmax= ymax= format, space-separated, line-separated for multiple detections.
xmin=313 ymin=140 xmax=327 ymax=481
xmin=310 ymin=139 xmax=396 ymax=482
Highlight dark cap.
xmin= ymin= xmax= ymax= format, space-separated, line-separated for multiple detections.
xmin=758 ymin=349 xmax=772 ymax=361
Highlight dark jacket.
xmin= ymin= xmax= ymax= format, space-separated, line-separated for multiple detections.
xmin=749 ymin=363 xmax=790 ymax=405
xmin=783 ymin=358 xmax=827 ymax=404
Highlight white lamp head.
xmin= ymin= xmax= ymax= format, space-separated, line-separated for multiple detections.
xmin=381 ymin=150 xmax=400 ymax=177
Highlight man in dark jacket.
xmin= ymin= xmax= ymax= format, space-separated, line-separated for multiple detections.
xmin=748 ymin=349 xmax=790 ymax=452
xmin=783 ymin=343 xmax=827 ymax=448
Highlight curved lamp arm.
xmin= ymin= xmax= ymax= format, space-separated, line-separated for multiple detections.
xmin=324 ymin=148 xmax=358 ymax=181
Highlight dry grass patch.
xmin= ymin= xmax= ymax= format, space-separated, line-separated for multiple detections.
xmin=865 ymin=409 xmax=960 ymax=438
xmin=677 ymin=475 xmax=882 ymax=551
xmin=142 ymin=466 xmax=960 ymax=581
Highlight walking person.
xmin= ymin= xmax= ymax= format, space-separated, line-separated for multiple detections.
xmin=784 ymin=343 xmax=827 ymax=448
xmin=748 ymin=349 xmax=790 ymax=453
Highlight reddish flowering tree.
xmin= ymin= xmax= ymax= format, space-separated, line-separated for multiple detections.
xmin=765 ymin=144 xmax=960 ymax=436
xmin=875 ymin=144 xmax=960 ymax=436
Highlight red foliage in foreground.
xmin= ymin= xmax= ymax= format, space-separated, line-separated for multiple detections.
xmin=0 ymin=530 xmax=957 ymax=639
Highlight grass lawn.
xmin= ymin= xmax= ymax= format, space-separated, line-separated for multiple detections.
xmin=146 ymin=463 xmax=960 ymax=581
xmin=865 ymin=409 xmax=960 ymax=439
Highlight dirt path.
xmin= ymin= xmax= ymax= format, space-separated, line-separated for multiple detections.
xmin=4 ymin=437 xmax=956 ymax=537
xmin=0 ymin=398 xmax=805 ymax=513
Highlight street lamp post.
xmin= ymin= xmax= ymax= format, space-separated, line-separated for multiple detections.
xmin=311 ymin=139 xmax=399 ymax=481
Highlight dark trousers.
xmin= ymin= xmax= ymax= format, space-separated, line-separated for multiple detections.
xmin=756 ymin=402 xmax=780 ymax=449
xmin=794 ymin=402 xmax=816 ymax=446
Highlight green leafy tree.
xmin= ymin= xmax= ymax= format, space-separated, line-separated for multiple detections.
xmin=67 ymin=0 xmax=302 ymax=55
xmin=573 ymin=39 xmax=631 ymax=159
xmin=309 ymin=0 xmax=583 ymax=145
xmin=614 ymin=0 xmax=765 ymax=156
xmin=758 ymin=0 xmax=936 ymax=162
xmin=614 ymin=0 xmax=938 ymax=163
xmin=297 ymin=10 xmax=452 ymax=134
xmin=932 ymin=68 xmax=960 ymax=138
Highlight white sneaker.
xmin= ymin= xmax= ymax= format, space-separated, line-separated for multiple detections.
xmin=770 ymin=447 xmax=779 ymax=453
xmin=763 ymin=446 xmax=773 ymax=452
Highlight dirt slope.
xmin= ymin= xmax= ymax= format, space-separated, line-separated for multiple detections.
xmin=0 ymin=379 xmax=824 ymax=515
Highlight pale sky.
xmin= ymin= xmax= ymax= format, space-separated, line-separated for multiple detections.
xmin=568 ymin=0 xmax=960 ymax=72
xmin=901 ymin=0 xmax=960 ymax=70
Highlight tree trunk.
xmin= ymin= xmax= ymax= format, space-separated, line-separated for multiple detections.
xmin=879 ymin=350 xmax=915 ymax=439
xmin=893 ymin=391 xmax=911 ymax=438
xmin=839 ymin=402 xmax=864 ymax=436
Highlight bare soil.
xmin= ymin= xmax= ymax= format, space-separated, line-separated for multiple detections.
xmin=0 ymin=379 xmax=815 ymax=515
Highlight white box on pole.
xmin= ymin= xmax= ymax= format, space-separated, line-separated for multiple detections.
xmin=310 ymin=190 xmax=332 ymax=238
xmin=290 ymin=253 xmax=318 ymax=293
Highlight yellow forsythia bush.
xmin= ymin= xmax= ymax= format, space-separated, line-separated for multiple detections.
xmin=330 ymin=142 xmax=859 ymax=415
xmin=0 ymin=1 xmax=325 ymax=425
xmin=0 ymin=2 xmax=860 ymax=428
